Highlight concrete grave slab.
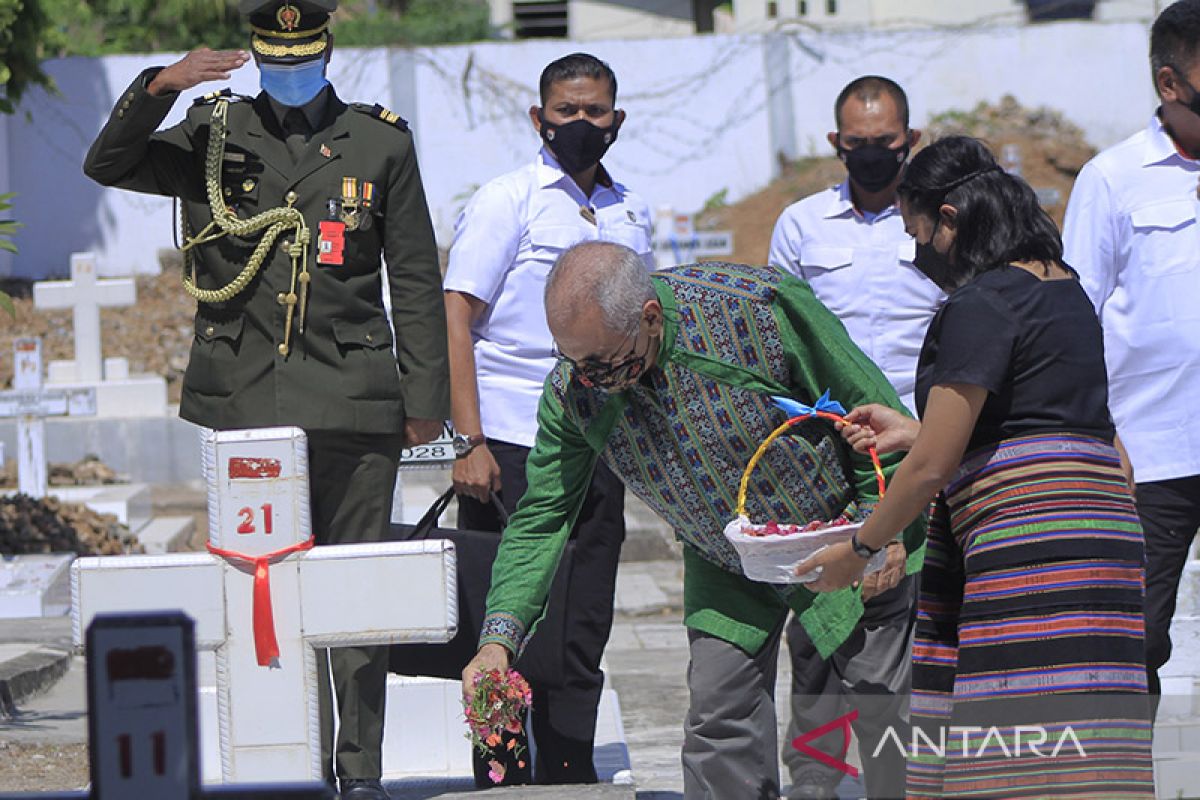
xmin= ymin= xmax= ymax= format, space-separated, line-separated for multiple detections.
xmin=0 ymin=554 xmax=75 ymax=619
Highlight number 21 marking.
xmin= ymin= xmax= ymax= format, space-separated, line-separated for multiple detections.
xmin=236 ymin=503 xmax=274 ymax=534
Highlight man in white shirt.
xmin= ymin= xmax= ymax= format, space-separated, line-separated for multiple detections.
xmin=1063 ymin=0 xmax=1200 ymax=708
xmin=768 ymin=76 xmax=939 ymax=800
xmin=443 ymin=52 xmax=654 ymax=786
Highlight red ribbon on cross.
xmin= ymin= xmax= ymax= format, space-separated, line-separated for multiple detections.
xmin=207 ymin=537 xmax=315 ymax=666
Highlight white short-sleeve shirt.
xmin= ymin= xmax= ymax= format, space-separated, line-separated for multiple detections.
xmin=444 ymin=147 xmax=655 ymax=448
xmin=1062 ymin=113 xmax=1200 ymax=482
xmin=768 ymin=181 xmax=944 ymax=413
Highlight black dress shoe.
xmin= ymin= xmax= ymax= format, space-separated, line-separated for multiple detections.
xmin=339 ymin=778 xmax=390 ymax=800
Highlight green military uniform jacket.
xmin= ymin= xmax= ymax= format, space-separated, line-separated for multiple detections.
xmin=480 ymin=264 xmax=926 ymax=660
xmin=84 ymin=70 xmax=449 ymax=432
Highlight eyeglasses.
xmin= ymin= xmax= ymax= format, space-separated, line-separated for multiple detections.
xmin=553 ymin=321 xmax=650 ymax=391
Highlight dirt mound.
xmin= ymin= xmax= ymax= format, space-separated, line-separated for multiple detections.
xmin=0 ymin=494 xmax=140 ymax=556
xmin=0 ymin=455 xmax=124 ymax=488
xmin=0 ymin=266 xmax=194 ymax=402
xmin=924 ymin=94 xmax=1096 ymax=227
xmin=695 ymin=157 xmax=847 ymax=268
xmin=697 ymin=96 xmax=1096 ymax=267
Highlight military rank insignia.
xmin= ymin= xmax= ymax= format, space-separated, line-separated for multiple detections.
xmin=349 ymin=102 xmax=410 ymax=132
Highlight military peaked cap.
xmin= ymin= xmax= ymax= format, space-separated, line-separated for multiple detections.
xmin=240 ymin=0 xmax=338 ymax=64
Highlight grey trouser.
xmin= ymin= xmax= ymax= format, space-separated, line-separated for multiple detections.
xmin=308 ymin=430 xmax=405 ymax=781
xmin=682 ymin=620 xmax=786 ymax=800
xmin=783 ymin=575 xmax=916 ymax=800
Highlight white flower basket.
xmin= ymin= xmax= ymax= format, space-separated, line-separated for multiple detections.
xmin=727 ymin=396 xmax=890 ymax=585
xmin=722 ymin=515 xmax=886 ymax=584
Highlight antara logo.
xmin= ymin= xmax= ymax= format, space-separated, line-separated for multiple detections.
xmin=791 ymin=709 xmax=859 ymax=778
xmin=792 ymin=712 xmax=1089 ymax=777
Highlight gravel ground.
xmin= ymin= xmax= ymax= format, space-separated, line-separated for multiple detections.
xmin=0 ymin=741 xmax=89 ymax=793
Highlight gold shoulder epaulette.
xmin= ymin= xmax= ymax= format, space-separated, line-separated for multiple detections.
xmin=192 ymin=88 xmax=252 ymax=106
xmin=350 ymin=102 xmax=409 ymax=132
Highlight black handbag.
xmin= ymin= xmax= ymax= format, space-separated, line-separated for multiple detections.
xmin=386 ymin=488 xmax=573 ymax=688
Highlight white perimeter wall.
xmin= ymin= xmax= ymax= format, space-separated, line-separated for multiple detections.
xmin=3 ymin=19 xmax=1153 ymax=278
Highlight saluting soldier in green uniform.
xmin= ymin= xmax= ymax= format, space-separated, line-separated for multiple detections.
xmin=83 ymin=3 xmax=449 ymax=798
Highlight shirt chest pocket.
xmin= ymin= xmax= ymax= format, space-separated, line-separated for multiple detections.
xmin=602 ymin=219 xmax=653 ymax=257
xmin=529 ymin=224 xmax=589 ymax=264
xmin=1129 ymin=200 xmax=1199 ymax=278
xmin=220 ymin=155 xmax=263 ymax=214
xmin=797 ymin=244 xmax=853 ymax=279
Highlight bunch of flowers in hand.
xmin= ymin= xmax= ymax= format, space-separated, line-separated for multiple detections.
xmin=463 ymin=667 xmax=533 ymax=784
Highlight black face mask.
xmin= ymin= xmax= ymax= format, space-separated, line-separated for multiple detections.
xmin=1175 ymin=71 xmax=1200 ymax=119
xmin=538 ymin=111 xmax=619 ymax=175
xmin=914 ymin=220 xmax=956 ymax=290
xmin=839 ymin=141 xmax=909 ymax=193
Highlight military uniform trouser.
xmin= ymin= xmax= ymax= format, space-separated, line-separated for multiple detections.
xmin=308 ymin=429 xmax=406 ymax=782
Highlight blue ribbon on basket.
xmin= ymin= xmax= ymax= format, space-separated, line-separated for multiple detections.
xmin=771 ymin=390 xmax=847 ymax=419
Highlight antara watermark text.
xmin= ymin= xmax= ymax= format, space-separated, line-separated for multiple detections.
xmin=792 ymin=711 xmax=1088 ymax=779
xmin=871 ymin=725 xmax=1087 ymax=760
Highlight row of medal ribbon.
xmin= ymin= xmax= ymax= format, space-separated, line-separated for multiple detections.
xmin=326 ymin=176 xmax=376 ymax=232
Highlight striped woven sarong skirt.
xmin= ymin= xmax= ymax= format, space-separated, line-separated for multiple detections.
xmin=907 ymin=433 xmax=1154 ymax=798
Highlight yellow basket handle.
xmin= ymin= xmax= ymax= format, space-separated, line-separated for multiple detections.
xmin=736 ymin=410 xmax=886 ymax=518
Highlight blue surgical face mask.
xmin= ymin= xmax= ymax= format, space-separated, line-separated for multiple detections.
xmin=259 ymin=58 xmax=328 ymax=108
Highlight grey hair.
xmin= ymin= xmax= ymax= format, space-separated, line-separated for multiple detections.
xmin=545 ymin=241 xmax=656 ymax=334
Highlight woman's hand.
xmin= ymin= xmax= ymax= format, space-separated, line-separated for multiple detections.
xmin=794 ymin=540 xmax=868 ymax=592
xmin=840 ymin=404 xmax=921 ymax=455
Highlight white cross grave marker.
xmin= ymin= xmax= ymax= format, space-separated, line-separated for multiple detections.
xmin=70 ymin=427 xmax=457 ymax=783
xmin=0 ymin=337 xmax=97 ymax=497
xmin=33 ymin=252 xmax=135 ymax=383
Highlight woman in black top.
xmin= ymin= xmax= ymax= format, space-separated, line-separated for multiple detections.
xmin=798 ymin=136 xmax=1153 ymax=798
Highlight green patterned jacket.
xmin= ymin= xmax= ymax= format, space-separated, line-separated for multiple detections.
xmin=482 ymin=263 xmax=926 ymax=658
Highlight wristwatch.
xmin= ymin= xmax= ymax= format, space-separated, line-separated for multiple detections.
xmin=452 ymin=432 xmax=486 ymax=458
xmin=850 ymin=530 xmax=882 ymax=560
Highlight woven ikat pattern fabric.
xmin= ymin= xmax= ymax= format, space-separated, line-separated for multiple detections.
xmin=550 ymin=264 xmax=857 ymax=576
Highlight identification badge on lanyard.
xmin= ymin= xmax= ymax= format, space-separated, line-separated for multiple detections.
xmin=318 ymin=219 xmax=346 ymax=266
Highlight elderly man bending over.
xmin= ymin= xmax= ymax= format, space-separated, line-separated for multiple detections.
xmin=464 ymin=242 xmax=924 ymax=799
